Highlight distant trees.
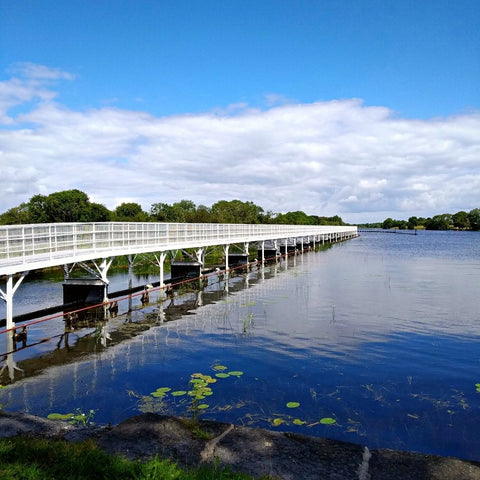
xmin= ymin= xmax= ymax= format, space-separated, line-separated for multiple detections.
xmin=150 ymin=200 xmax=198 ymax=222
xmin=0 ymin=189 xmax=112 ymax=224
xmin=114 ymin=202 xmax=148 ymax=222
xmin=468 ymin=208 xmax=480 ymax=231
xmin=424 ymin=214 xmax=452 ymax=231
xmin=452 ymin=211 xmax=469 ymax=229
xmin=210 ymin=200 xmax=263 ymax=224
xmin=2 ymin=189 xmax=479 ymax=232
xmin=378 ymin=209 xmax=480 ymax=231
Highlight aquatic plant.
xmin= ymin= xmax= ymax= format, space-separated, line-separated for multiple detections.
xmin=188 ymin=373 xmax=216 ymax=421
xmin=47 ymin=408 xmax=97 ymax=427
xmin=242 ymin=312 xmax=255 ymax=334
xmin=135 ymin=364 xmax=245 ymax=422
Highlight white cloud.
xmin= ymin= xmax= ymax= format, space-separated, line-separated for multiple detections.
xmin=8 ymin=62 xmax=75 ymax=81
xmin=0 ymin=64 xmax=479 ymax=223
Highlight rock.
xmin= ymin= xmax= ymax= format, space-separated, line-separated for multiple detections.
xmin=1 ymin=410 xmax=480 ymax=479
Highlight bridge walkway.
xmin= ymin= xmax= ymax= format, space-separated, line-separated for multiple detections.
xmin=0 ymin=222 xmax=358 ymax=329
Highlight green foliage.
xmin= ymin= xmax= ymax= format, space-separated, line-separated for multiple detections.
xmin=0 ymin=202 xmax=31 ymax=225
xmin=47 ymin=409 xmax=96 ymax=427
xmin=382 ymin=217 xmax=409 ymax=230
xmin=424 ymin=213 xmax=453 ymax=230
xmin=380 ymin=209 xmax=480 ymax=231
xmin=273 ymin=210 xmax=316 ymax=225
xmin=0 ymin=190 xmax=113 ymax=225
xmin=468 ymin=208 xmax=480 ymax=231
xmin=114 ymin=202 xmax=149 ymax=221
xmin=0 ymin=437 xmax=259 ymax=479
xmin=44 ymin=189 xmax=93 ymax=222
xmin=211 ymin=200 xmax=264 ymax=224
xmin=0 ymin=189 xmax=350 ymax=226
xmin=89 ymin=202 xmax=112 ymax=221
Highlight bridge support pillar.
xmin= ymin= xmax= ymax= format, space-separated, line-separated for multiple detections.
xmin=195 ymin=247 xmax=205 ymax=266
xmin=94 ymin=258 xmax=114 ymax=303
xmin=154 ymin=252 xmax=168 ymax=287
xmin=0 ymin=272 xmax=29 ymax=330
xmin=224 ymin=245 xmax=230 ymax=271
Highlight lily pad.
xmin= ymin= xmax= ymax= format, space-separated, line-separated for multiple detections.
xmin=197 ymin=404 xmax=209 ymax=410
xmin=320 ymin=417 xmax=336 ymax=425
xmin=213 ymin=365 xmax=228 ymax=371
xmin=151 ymin=391 xmax=167 ymax=398
xmin=293 ymin=419 xmax=307 ymax=425
xmin=272 ymin=418 xmax=285 ymax=426
xmin=47 ymin=413 xmax=73 ymax=421
xmin=153 ymin=387 xmax=171 ymax=394
xmin=228 ymin=371 xmax=243 ymax=377
xmin=215 ymin=373 xmax=230 ymax=378
xmin=286 ymin=402 xmax=300 ymax=408
xmin=171 ymin=390 xmax=187 ymax=397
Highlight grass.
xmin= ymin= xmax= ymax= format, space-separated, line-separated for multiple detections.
xmin=0 ymin=437 xmax=266 ymax=480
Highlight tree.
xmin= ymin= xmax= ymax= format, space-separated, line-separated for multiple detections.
xmin=274 ymin=211 xmax=315 ymax=225
xmin=114 ymin=202 xmax=148 ymax=222
xmin=171 ymin=200 xmax=197 ymax=223
xmin=191 ymin=205 xmax=212 ymax=223
xmin=468 ymin=208 xmax=480 ymax=231
xmin=44 ymin=189 xmax=92 ymax=222
xmin=211 ymin=200 xmax=263 ymax=224
xmin=317 ymin=215 xmax=345 ymax=226
xmin=150 ymin=202 xmax=175 ymax=222
xmin=27 ymin=194 xmax=49 ymax=223
xmin=0 ymin=203 xmax=30 ymax=225
xmin=382 ymin=218 xmax=395 ymax=229
xmin=452 ymin=211 xmax=470 ymax=230
xmin=407 ymin=216 xmax=419 ymax=229
xmin=424 ymin=214 xmax=452 ymax=230
xmin=89 ymin=203 xmax=112 ymax=222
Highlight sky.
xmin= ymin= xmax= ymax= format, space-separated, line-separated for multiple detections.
xmin=0 ymin=0 xmax=479 ymax=224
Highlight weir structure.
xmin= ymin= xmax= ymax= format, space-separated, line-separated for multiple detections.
xmin=0 ymin=222 xmax=358 ymax=331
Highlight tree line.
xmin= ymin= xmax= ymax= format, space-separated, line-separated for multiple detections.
xmin=360 ymin=209 xmax=480 ymax=231
xmin=0 ymin=189 xmax=347 ymax=226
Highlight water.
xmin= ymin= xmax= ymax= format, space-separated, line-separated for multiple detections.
xmin=1 ymin=230 xmax=480 ymax=461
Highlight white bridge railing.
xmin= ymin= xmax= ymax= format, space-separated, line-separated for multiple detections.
xmin=0 ymin=222 xmax=357 ymax=276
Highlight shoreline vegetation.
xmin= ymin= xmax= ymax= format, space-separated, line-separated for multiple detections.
xmin=359 ymin=208 xmax=480 ymax=231
xmin=0 ymin=436 xmax=260 ymax=480
xmin=1 ymin=189 xmax=478 ymax=233
xmin=1 ymin=411 xmax=479 ymax=480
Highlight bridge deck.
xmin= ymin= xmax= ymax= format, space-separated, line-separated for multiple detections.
xmin=0 ymin=222 xmax=357 ymax=330
xmin=0 ymin=222 xmax=357 ymax=276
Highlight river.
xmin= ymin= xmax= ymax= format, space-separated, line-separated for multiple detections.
xmin=1 ymin=230 xmax=479 ymax=461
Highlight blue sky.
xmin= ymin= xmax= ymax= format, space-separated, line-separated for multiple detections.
xmin=1 ymin=0 xmax=479 ymax=222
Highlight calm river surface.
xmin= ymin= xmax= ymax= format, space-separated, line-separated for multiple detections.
xmin=1 ymin=230 xmax=480 ymax=461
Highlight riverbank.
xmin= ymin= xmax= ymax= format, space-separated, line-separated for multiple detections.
xmin=1 ymin=410 xmax=479 ymax=479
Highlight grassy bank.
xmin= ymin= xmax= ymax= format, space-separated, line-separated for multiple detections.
xmin=0 ymin=437 xmax=266 ymax=480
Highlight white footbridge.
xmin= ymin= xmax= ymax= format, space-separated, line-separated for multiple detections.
xmin=0 ymin=222 xmax=358 ymax=330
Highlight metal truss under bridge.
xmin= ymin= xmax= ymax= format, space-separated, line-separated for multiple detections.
xmin=0 ymin=222 xmax=358 ymax=329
